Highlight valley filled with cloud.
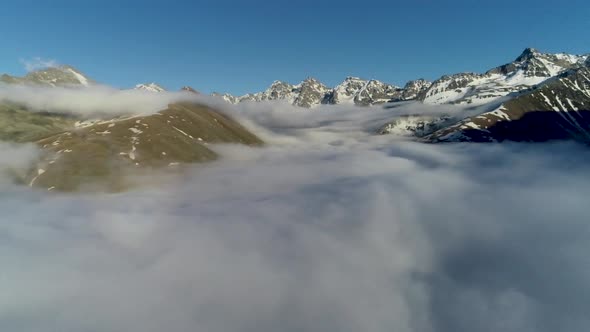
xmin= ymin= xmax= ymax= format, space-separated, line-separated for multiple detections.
xmin=1 ymin=97 xmax=589 ymax=332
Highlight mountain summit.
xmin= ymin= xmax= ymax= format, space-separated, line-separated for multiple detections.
xmin=515 ymin=47 xmax=541 ymax=62
xmin=0 ymin=65 xmax=92 ymax=87
xmin=134 ymin=83 xmax=166 ymax=92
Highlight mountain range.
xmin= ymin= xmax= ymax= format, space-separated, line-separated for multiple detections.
xmin=207 ymin=48 xmax=587 ymax=108
xmin=210 ymin=77 xmax=433 ymax=107
xmin=132 ymin=48 xmax=589 ymax=112
xmin=132 ymin=47 xmax=590 ymax=143
xmin=1 ymin=47 xmax=590 ymax=191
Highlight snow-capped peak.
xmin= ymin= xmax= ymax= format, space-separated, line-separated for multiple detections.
xmin=420 ymin=48 xmax=590 ymax=105
xmin=181 ymin=86 xmax=199 ymax=94
xmin=401 ymin=79 xmax=432 ymax=100
xmin=135 ymin=83 xmax=166 ymax=92
xmin=326 ymin=77 xmax=404 ymax=105
xmin=515 ymin=47 xmax=541 ymax=62
xmin=58 ymin=66 xmax=90 ymax=86
xmin=0 ymin=65 xmax=94 ymax=87
xmin=214 ymin=76 xmax=428 ymax=108
xmin=211 ymin=48 xmax=588 ymax=108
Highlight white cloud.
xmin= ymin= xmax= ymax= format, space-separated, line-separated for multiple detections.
xmin=19 ymin=57 xmax=60 ymax=72
xmin=1 ymin=101 xmax=590 ymax=331
xmin=0 ymin=84 xmax=215 ymax=116
xmin=0 ymin=143 xmax=39 ymax=185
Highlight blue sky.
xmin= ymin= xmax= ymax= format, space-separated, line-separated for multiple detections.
xmin=0 ymin=0 xmax=588 ymax=95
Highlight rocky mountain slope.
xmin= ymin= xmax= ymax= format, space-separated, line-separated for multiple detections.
xmin=0 ymin=66 xmax=262 ymax=191
xmin=28 ymin=102 xmax=262 ymax=191
xmin=418 ymin=48 xmax=588 ymax=105
xmin=214 ymin=78 xmax=331 ymax=108
xmin=377 ymin=48 xmax=590 ymax=143
xmin=423 ymin=66 xmax=590 ymax=143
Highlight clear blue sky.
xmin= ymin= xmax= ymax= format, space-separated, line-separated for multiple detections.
xmin=0 ymin=0 xmax=588 ymax=95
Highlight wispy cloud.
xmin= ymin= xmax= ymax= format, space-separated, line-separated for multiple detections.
xmin=19 ymin=57 xmax=60 ymax=72
xmin=0 ymin=84 xmax=214 ymax=116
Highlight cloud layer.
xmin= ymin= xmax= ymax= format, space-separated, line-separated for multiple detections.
xmin=0 ymin=84 xmax=217 ymax=116
xmin=1 ymin=101 xmax=590 ymax=332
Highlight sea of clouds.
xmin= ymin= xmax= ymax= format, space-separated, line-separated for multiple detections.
xmin=1 ymin=95 xmax=590 ymax=332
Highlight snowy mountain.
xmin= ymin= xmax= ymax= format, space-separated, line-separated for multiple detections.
xmin=377 ymin=114 xmax=453 ymax=137
xmin=211 ymin=92 xmax=240 ymax=104
xmin=400 ymin=79 xmax=432 ymax=101
xmin=0 ymin=65 xmax=92 ymax=87
xmin=377 ymin=48 xmax=590 ymax=143
xmin=418 ymin=48 xmax=589 ymax=105
xmin=380 ymin=63 xmax=590 ymax=143
xmin=215 ymin=77 xmax=430 ymax=108
xmin=423 ymin=65 xmax=590 ymax=143
xmin=323 ymin=77 xmax=369 ymax=104
xmin=222 ymin=78 xmax=331 ymax=108
xmin=134 ymin=83 xmax=166 ymax=92
xmin=324 ymin=77 xmax=405 ymax=106
xmin=213 ymin=48 xmax=587 ymax=109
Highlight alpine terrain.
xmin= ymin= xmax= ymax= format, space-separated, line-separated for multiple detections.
xmin=212 ymin=77 xmax=433 ymax=107
xmin=0 ymin=66 xmax=262 ymax=191
xmin=378 ymin=48 xmax=590 ymax=143
xmin=2 ymin=48 xmax=590 ymax=191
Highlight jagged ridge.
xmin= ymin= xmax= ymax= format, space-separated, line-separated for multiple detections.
xmin=213 ymin=77 xmax=432 ymax=108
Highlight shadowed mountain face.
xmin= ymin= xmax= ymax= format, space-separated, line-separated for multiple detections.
xmin=26 ymin=102 xmax=262 ymax=192
xmin=424 ymin=67 xmax=590 ymax=143
xmin=433 ymin=110 xmax=590 ymax=143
